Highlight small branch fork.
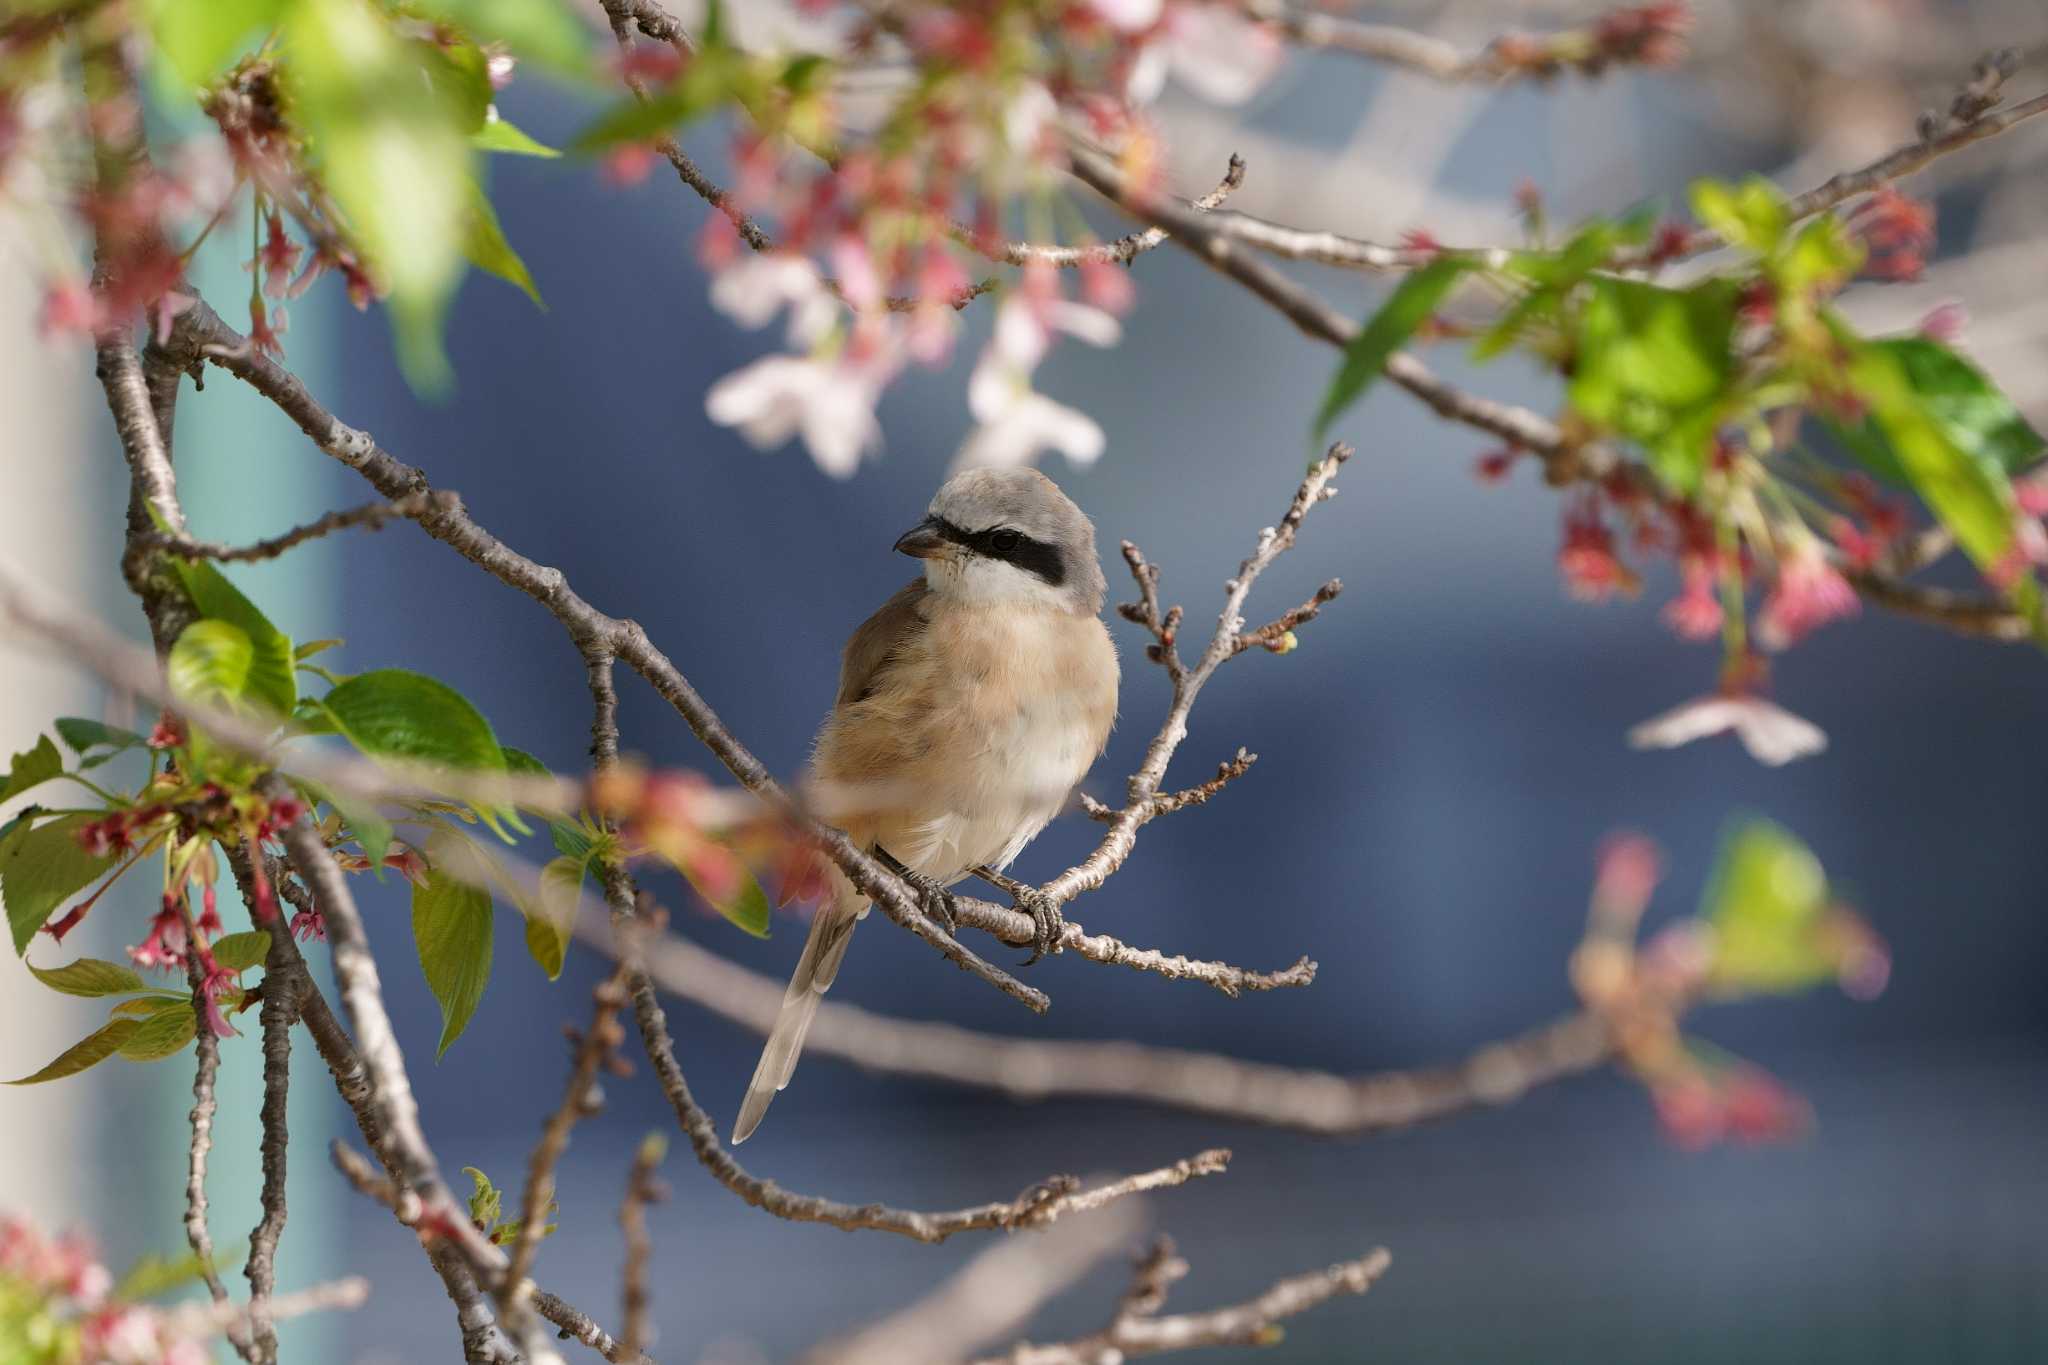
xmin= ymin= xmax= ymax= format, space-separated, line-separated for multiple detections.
xmin=136 ymin=492 xmax=449 ymax=565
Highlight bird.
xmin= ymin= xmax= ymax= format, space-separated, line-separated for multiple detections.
xmin=732 ymin=467 xmax=1120 ymax=1143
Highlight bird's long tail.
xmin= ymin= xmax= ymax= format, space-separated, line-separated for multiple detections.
xmin=732 ymin=886 xmax=865 ymax=1144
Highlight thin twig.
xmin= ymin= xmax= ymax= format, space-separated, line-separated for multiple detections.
xmin=503 ymin=974 xmax=633 ymax=1305
xmin=971 ymin=1238 xmax=1392 ymax=1363
xmin=1032 ymin=444 xmax=1353 ymax=909
xmin=617 ymin=1135 xmax=666 ymax=1361
xmin=805 ymin=1197 xmax=1144 ymax=1365
xmin=630 ymin=968 xmax=1226 ymax=1242
xmin=137 ymin=493 xmax=447 ymax=564
xmin=181 ymin=954 xmax=255 ymax=1362
xmin=245 ymin=936 xmax=298 ymax=1365
xmin=330 ymin=1140 xmax=648 ymax=1365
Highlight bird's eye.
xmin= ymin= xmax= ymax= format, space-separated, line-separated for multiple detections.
xmin=990 ymin=529 xmax=1021 ymax=553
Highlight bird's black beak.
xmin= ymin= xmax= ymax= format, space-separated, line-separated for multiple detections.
xmin=893 ymin=516 xmax=951 ymax=560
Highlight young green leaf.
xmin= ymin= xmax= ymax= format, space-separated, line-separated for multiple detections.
xmin=1688 ymin=176 xmax=1787 ymax=255
xmin=1568 ymin=277 xmax=1739 ymax=494
xmin=282 ymin=0 xmax=476 ymax=392
xmin=54 ymin=718 xmax=146 ymax=764
xmin=321 ymin=669 xmax=507 ymax=773
xmin=117 ymin=1002 xmax=201 ymax=1061
xmin=464 ymin=1166 xmax=504 ymax=1228
xmin=1311 ymin=256 xmax=1470 ymax=445
xmin=410 ymin=0 xmax=591 ymax=74
xmin=474 ymin=117 xmax=563 ymax=158
xmin=522 ymin=855 xmax=585 ymax=978
xmin=295 ymin=638 xmax=345 ymax=661
xmin=466 ymin=182 xmax=545 ymax=309
xmin=3 ymin=815 xmax=116 ymax=955
xmin=1830 ymin=336 xmax=2045 ymax=489
xmin=211 ymin=930 xmax=274 ymax=973
xmin=146 ymin=0 xmax=286 ymax=86
xmin=680 ymin=858 xmax=771 ymax=940
xmin=1838 ymin=332 xmax=2028 ymax=579
xmin=1699 ymin=818 xmax=1835 ymax=994
xmin=116 ymin=1244 xmax=247 ymax=1303
xmin=167 ymin=619 xmax=256 ymax=708
xmin=0 ymin=735 xmax=63 ymax=804
xmin=5 ymin=1017 xmax=142 ymax=1084
xmin=413 ymin=868 xmax=495 ymax=1057
xmin=170 ymin=559 xmax=297 ymax=715
xmin=27 ymin=957 xmax=149 ymax=998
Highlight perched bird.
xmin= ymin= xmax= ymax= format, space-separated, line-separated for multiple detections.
xmin=733 ymin=467 xmax=1119 ymax=1143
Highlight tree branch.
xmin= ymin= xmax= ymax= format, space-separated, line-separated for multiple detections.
xmin=616 ymin=1135 xmax=665 ymax=1363
xmin=611 ymin=921 xmax=1621 ymax=1137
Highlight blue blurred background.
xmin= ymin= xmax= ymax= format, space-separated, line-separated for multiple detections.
xmin=7 ymin=5 xmax=2048 ymax=1361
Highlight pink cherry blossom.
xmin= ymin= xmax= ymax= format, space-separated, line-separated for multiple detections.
xmin=1756 ymin=542 xmax=1857 ymax=650
xmin=1660 ymin=557 xmax=1723 ymax=640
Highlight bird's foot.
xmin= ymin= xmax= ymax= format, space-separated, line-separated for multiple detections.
xmin=969 ymin=864 xmax=1067 ymax=965
xmin=877 ymin=847 xmax=958 ymax=936
xmin=913 ymin=874 xmax=959 ymax=937
xmin=1014 ymin=886 xmax=1065 ymax=966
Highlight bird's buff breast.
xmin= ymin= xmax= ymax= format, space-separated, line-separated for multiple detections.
xmin=813 ymin=603 xmax=1118 ymax=881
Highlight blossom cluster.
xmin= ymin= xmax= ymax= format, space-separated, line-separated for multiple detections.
xmin=0 ymin=1214 xmax=208 ymax=1365
xmin=689 ymin=0 xmax=1286 ymax=477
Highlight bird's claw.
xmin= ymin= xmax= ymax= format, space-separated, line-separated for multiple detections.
xmin=910 ymin=873 xmax=958 ymax=937
xmin=1016 ymin=887 xmax=1065 ymax=966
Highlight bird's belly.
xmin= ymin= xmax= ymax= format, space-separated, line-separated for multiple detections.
xmin=895 ymin=700 xmax=1102 ymax=883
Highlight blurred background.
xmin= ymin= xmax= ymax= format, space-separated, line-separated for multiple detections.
xmin=5 ymin=0 xmax=2048 ymax=1360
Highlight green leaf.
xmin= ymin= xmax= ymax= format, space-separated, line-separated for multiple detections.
xmin=1832 ymin=336 xmax=2045 ymax=487
xmin=292 ymin=775 xmax=394 ymax=865
xmin=167 ymin=619 xmax=255 ymax=708
xmin=410 ymin=0 xmax=591 ymax=73
xmin=171 ymin=558 xmax=297 ymax=716
xmin=681 ymin=858 xmax=770 ymax=940
xmin=464 ymin=1166 xmax=503 ymax=1227
xmin=466 ymin=182 xmax=544 ymax=308
xmin=1689 ymin=176 xmax=1787 ymax=255
xmin=295 ymin=638 xmax=345 ymax=660
xmin=0 ymin=735 xmax=63 ymax=804
xmin=1837 ymin=329 xmax=2030 ymax=583
xmin=282 ymin=0 xmax=476 ymax=392
xmin=3 ymin=815 xmax=116 ymax=955
xmin=413 ymin=868 xmax=494 ymax=1057
xmin=1312 ymin=257 xmax=1471 ymax=445
xmin=1568 ymin=278 xmax=1739 ymax=494
xmin=502 ymin=747 xmax=551 ymax=781
xmin=146 ymin=0 xmax=285 ymax=86
xmin=321 ymin=669 xmax=506 ymax=773
xmin=1700 ymin=819 xmax=1836 ymax=994
xmin=54 ymin=718 xmax=146 ymax=762
xmin=474 ymin=116 xmax=562 ymax=157
xmin=211 ymin=930 xmax=274 ymax=973
xmin=116 ymin=1244 xmax=246 ymax=1302
xmin=27 ymin=957 xmax=148 ymax=998
xmin=6 ymin=1018 xmax=141 ymax=1084
xmin=522 ymin=855 xmax=585 ymax=978
xmin=550 ymin=820 xmax=594 ymax=861
xmin=117 ymin=1002 xmax=200 ymax=1061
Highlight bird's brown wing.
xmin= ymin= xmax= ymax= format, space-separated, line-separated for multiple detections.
xmin=835 ymin=577 xmax=930 ymax=707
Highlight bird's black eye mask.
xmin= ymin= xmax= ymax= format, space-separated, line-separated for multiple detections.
xmin=928 ymin=516 xmax=1066 ymax=587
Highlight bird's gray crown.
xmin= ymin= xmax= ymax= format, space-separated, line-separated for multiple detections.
xmin=926 ymin=468 xmax=1107 ymax=612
